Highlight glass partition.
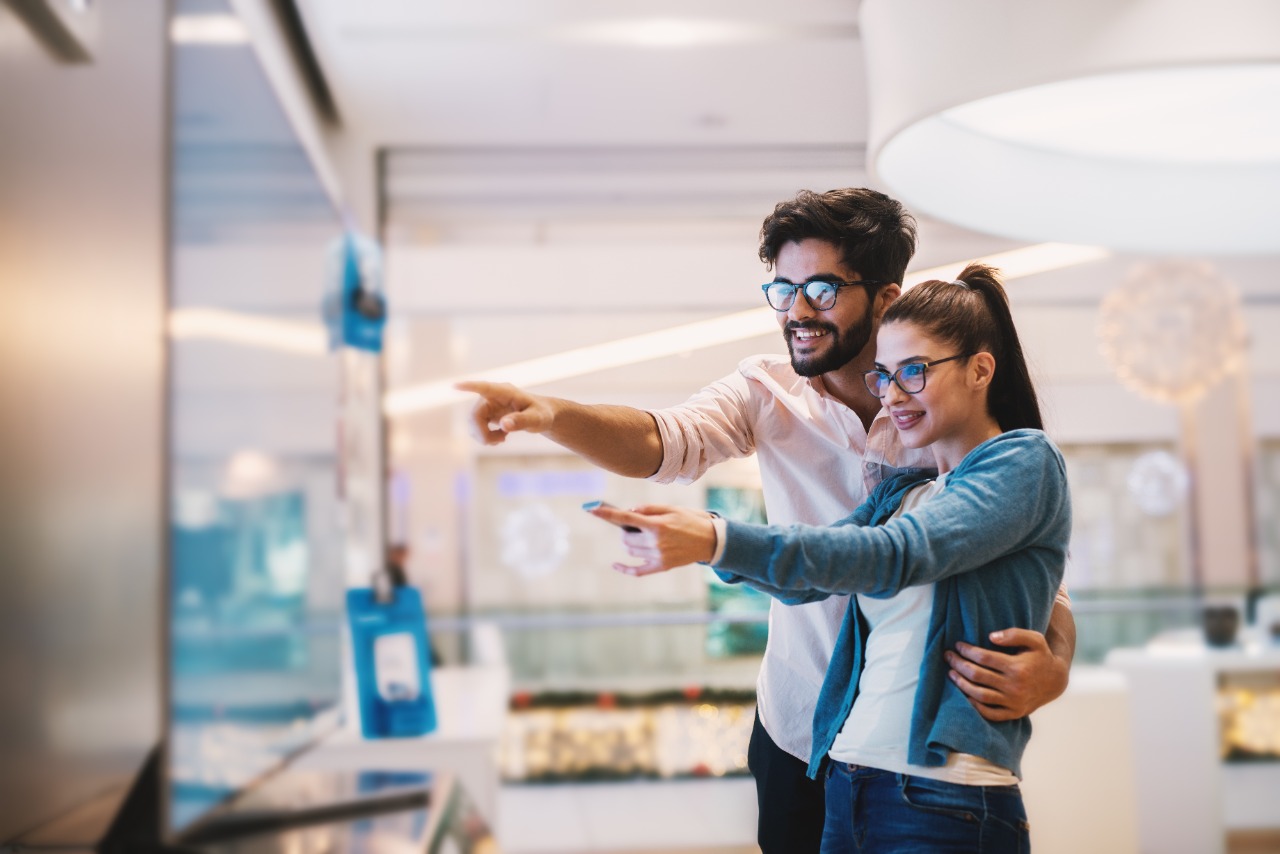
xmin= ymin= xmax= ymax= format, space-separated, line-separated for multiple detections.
xmin=166 ymin=0 xmax=345 ymax=835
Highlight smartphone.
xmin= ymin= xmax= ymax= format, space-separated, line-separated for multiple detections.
xmin=581 ymin=500 xmax=641 ymax=533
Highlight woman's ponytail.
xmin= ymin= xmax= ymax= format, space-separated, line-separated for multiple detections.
xmin=883 ymin=262 xmax=1042 ymax=432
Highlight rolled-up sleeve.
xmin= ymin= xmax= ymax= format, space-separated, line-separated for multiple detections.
xmin=1054 ymin=582 xmax=1072 ymax=609
xmin=646 ymin=371 xmax=757 ymax=485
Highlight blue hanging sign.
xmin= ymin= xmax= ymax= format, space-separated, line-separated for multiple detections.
xmin=323 ymin=233 xmax=387 ymax=353
xmin=346 ymin=584 xmax=438 ymax=738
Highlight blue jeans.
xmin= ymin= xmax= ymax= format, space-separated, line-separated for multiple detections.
xmin=821 ymin=762 xmax=1030 ymax=853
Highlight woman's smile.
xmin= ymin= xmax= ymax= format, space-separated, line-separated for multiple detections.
xmin=890 ymin=407 xmax=925 ymax=430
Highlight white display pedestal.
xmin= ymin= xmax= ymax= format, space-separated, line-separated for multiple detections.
xmin=1020 ymin=666 xmax=1140 ymax=854
xmin=1107 ymin=629 xmax=1280 ymax=854
xmin=294 ymin=665 xmax=510 ymax=825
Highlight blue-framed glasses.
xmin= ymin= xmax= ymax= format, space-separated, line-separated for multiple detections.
xmin=863 ymin=353 xmax=974 ymax=398
xmin=762 ymin=279 xmax=892 ymax=312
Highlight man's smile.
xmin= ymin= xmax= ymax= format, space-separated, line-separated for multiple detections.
xmin=787 ymin=324 xmax=833 ymax=344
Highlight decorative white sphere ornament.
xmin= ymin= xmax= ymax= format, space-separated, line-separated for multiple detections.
xmin=1127 ymin=450 xmax=1190 ymax=517
xmin=501 ymin=503 xmax=570 ymax=578
xmin=1097 ymin=261 xmax=1248 ymax=405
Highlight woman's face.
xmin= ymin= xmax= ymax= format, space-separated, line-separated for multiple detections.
xmin=873 ymin=320 xmax=999 ymax=469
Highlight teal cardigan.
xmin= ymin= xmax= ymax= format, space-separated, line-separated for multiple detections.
xmin=714 ymin=429 xmax=1071 ymax=779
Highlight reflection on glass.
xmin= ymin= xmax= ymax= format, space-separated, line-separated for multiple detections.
xmin=192 ymin=772 xmax=497 ymax=853
xmin=705 ymin=486 xmax=770 ymax=658
xmin=167 ymin=0 xmax=343 ymax=835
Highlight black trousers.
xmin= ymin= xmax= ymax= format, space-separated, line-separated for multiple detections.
xmin=747 ymin=710 xmax=826 ymax=854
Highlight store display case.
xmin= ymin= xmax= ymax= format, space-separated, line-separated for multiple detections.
xmin=499 ymin=687 xmax=755 ymax=782
xmin=1107 ymin=627 xmax=1280 ymax=854
xmin=428 ymin=612 xmax=764 ymax=785
xmin=1218 ymin=669 xmax=1280 ymax=762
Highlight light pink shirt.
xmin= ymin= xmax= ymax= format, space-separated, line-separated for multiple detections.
xmin=647 ymin=354 xmax=935 ymax=761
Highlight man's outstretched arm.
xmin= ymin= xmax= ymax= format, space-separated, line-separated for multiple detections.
xmin=456 ymin=380 xmax=663 ymax=478
xmin=943 ymin=598 xmax=1077 ymax=721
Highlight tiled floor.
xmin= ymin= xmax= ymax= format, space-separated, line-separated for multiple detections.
xmin=496 ymin=778 xmax=758 ymax=854
xmin=496 ymin=779 xmax=1280 ymax=854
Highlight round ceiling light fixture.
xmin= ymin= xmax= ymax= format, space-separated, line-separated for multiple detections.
xmin=860 ymin=0 xmax=1280 ymax=255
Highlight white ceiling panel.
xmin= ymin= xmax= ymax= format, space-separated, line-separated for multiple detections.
xmin=296 ymin=0 xmax=868 ymax=147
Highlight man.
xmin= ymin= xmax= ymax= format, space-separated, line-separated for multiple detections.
xmin=459 ymin=188 xmax=1075 ymax=853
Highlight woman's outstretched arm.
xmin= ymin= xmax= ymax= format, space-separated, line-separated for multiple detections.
xmin=591 ymin=431 xmax=1068 ymax=599
xmin=587 ymin=501 xmax=834 ymax=605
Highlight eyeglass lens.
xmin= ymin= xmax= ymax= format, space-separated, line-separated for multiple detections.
xmin=764 ymin=281 xmax=838 ymax=311
xmin=864 ymin=363 xmax=928 ymax=398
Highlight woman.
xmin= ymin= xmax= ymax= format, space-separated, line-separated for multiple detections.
xmin=590 ymin=263 xmax=1070 ymax=853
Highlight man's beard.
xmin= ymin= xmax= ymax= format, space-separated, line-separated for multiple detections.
xmin=786 ymin=303 xmax=875 ymax=378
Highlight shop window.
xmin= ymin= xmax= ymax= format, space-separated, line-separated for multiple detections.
xmin=1059 ymin=442 xmax=1188 ymax=590
xmin=1058 ymin=442 xmax=1199 ymax=662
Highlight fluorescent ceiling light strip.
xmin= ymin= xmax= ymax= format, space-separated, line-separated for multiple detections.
xmin=171 ymin=14 xmax=250 ymax=45
xmin=169 ymin=308 xmax=327 ymax=355
xmin=557 ymin=19 xmax=778 ymax=49
xmin=385 ymin=242 xmax=1108 ymax=417
xmin=384 ymin=307 xmax=777 ymax=416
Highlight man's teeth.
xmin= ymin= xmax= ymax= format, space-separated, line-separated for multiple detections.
xmin=793 ymin=328 xmax=828 ymax=339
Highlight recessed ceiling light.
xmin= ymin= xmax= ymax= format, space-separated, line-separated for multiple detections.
xmin=942 ymin=65 xmax=1280 ymax=166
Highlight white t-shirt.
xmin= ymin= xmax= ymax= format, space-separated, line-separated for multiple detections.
xmin=827 ymin=475 xmax=1018 ymax=785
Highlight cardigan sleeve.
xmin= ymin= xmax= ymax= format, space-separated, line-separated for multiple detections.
xmin=710 ymin=479 xmax=882 ymax=604
xmin=710 ymin=569 xmax=835 ymax=605
xmin=716 ymin=431 xmax=1068 ymax=598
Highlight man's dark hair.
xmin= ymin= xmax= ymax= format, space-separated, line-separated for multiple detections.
xmin=759 ymin=188 xmax=917 ymax=286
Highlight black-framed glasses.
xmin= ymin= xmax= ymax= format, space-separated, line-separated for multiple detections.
xmin=863 ymin=353 xmax=975 ymax=398
xmin=761 ymin=279 xmax=892 ymax=312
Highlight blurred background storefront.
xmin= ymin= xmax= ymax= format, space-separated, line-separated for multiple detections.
xmin=2 ymin=1 xmax=1279 ymax=852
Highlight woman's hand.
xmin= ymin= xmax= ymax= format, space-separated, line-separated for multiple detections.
xmin=586 ymin=503 xmax=718 ymax=576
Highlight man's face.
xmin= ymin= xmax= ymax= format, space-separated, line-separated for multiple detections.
xmin=772 ymin=238 xmax=878 ymax=377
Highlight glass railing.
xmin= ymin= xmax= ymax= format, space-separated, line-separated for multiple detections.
xmin=1069 ymin=585 xmax=1280 ymax=663
xmin=429 ymin=608 xmax=765 ymax=694
xmin=428 ymin=584 xmax=1280 ymax=677
xmin=421 ymin=585 xmax=1279 ymax=782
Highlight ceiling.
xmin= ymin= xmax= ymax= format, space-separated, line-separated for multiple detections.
xmin=274 ymin=0 xmax=1115 ymax=410
xmin=291 ymin=0 xmax=907 ymax=244
xmin=294 ymin=0 xmax=868 ymax=149
xmin=165 ymin=0 xmax=1280 ymax=449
